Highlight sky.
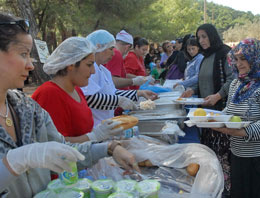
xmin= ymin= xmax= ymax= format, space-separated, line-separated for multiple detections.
xmin=208 ymin=0 xmax=260 ymax=15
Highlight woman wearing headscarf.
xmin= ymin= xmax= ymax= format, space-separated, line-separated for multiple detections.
xmin=32 ymin=37 xmax=124 ymax=143
xmin=212 ymin=38 xmax=260 ymax=198
xmin=181 ymin=24 xmax=235 ymax=195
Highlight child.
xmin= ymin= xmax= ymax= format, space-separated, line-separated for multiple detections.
xmin=151 ymin=58 xmax=165 ymax=84
xmin=174 ymin=38 xmax=203 ymax=89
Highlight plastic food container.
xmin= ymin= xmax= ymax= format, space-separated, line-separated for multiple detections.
xmin=224 ymin=121 xmax=250 ymax=129
xmin=115 ymin=179 xmax=137 ymax=194
xmin=57 ymin=189 xmax=84 ymax=198
xmin=73 ymin=178 xmax=92 ymax=198
xmin=47 ymin=179 xmax=68 ymax=193
xmin=33 ymin=190 xmax=56 ymax=198
xmin=91 ymin=179 xmax=114 ymax=198
xmin=108 ymin=192 xmax=134 ymax=198
xmin=187 ymin=108 xmax=232 ymax=122
xmin=136 ymin=180 xmax=161 ymax=198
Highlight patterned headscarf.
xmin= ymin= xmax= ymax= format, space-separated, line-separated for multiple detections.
xmin=228 ymin=38 xmax=260 ymax=103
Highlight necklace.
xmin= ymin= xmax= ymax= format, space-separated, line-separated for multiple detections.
xmin=0 ymin=98 xmax=13 ymax=127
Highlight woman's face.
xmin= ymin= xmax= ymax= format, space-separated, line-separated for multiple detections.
xmin=235 ymin=53 xmax=250 ymax=75
xmin=197 ymin=30 xmax=210 ymax=50
xmin=95 ymin=47 xmax=114 ymax=65
xmin=187 ymin=45 xmax=199 ymax=58
xmin=0 ymin=33 xmax=34 ymax=89
xmin=175 ymin=41 xmax=182 ymax=51
xmin=135 ymin=45 xmax=148 ymax=57
xmin=70 ymin=53 xmax=95 ymax=87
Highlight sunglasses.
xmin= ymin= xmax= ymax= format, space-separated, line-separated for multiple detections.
xmin=0 ymin=20 xmax=30 ymax=33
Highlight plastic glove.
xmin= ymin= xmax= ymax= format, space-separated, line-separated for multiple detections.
xmin=146 ymin=75 xmax=155 ymax=84
xmin=87 ymin=120 xmax=124 ymax=141
xmin=132 ymin=76 xmax=147 ymax=86
xmin=6 ymin=142 xmax=85 ymax=175
xmin=118 ymin=96 xmax=138 ymax=110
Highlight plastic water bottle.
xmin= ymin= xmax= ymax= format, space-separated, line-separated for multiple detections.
xmin=123 ymin=126 xmax=139 ymax=138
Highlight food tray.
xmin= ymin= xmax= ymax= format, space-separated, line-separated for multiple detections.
xmin=187 ymin=108 xmax=232 ymax=122
xmin=184 ymin=120 xmax=251 ymax=129
xmin=173 ymin=98 xmax=205 ymax=105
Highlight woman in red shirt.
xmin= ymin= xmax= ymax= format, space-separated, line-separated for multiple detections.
xmin=32 ymin=37 xmax=123 ymax=143
xmin=124 ymin=37 xmax=149 ymax=89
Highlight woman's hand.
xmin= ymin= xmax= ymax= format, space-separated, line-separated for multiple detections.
xmin=137 ymin=90 xmax=158 ymax=100
xmin=181 ymin=89 xmax=194 ymax=98
xmin=211 ymin=127 xmax=247 ymax=137
xmin=112 ymin=145 xmax=141 ymax=173
xmin=204 ymin=93 xmax=221 ymax=106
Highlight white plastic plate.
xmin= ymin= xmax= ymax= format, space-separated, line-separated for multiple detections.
xmin=224 ymin=122 xmax=251 ymax=129
xmin=173 ymin=98 xmax=205 ymax=105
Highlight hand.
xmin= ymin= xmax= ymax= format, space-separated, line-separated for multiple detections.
xmin=203 ymin=93 xmax=221 ymax=106
xmin=181 ymin=89 xmax=194 ymax=98
xmin=137 ymin=90 xmax=158 ymax=100
xmin=112 ymin=145 xmax=141 ymax=173
xmin=146 ymin=76 xmax=155 ymax=84
xmin=211 ymin=127 xmax=246 ymax=137
xmin=132 ymin=76 xmax=147 ymax=86
xmin=118 ymin=96 xmax=138 ymax=110
xmin=87 ymin=120 xmax=124 ymax=142
xmin=5 ymin=142 xmax=85 ymax=175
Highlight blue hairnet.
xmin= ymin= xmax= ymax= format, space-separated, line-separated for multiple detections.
xmin=43 ymin=37 xmax=95 ymax=75
xmin=86 ymin=29 xmax=115 ymax=52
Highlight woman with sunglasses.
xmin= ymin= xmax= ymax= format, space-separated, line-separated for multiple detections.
xmin=0 ymin=13 xmax=140 ymax=197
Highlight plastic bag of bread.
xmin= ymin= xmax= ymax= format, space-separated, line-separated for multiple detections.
xmin=104 ymin=115 xmax=138 ymax=130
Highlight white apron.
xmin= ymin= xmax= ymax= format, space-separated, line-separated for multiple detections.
xmin=81 ymin=63 xmax=116 ymax=127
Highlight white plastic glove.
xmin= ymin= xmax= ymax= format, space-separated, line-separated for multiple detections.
xmin=132 ymin=76 xmax=147 ymax=86
xmin=87 ymin=120 xmax=124 ymax=142
xmin=118 ymin=96 xmax=138 ymax=110
xmin=146 ymin=75 xmax=155 ymax=84
xmin=6 ymin=142 xmax=85 ymax=175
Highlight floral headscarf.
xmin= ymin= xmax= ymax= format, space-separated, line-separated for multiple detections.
xmin=228 ymin=38 xmax=260 ymax=104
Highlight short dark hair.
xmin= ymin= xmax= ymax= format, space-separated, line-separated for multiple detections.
xmin=0 ymin=12 xmax=28 ymax=52
xmin=133 ymin=37 xmax=148 ymax=48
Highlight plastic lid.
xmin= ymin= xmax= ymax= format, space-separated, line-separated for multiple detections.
xmin=91 ymin=179 xmax=114 ymax=192
xmin=47 ymin=179 xmax=66 ymax=192
xmin=73 ymin=178 xmax=92 ymax=191
xmin=115 ymin=180 xmax=137 ymax=193
xmin=57 ymin=189 xmax=84 ymax=198
xmin=136 ymin=180 xmax=161 ymax=195
xmin=33 ymin=190 xmax=56 ymax=198
xmin=108 ymin=192 xmax=134 ymax=198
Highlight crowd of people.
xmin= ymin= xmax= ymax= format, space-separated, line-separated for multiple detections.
xmin=0 ymin=11 xmax=260 ymax=198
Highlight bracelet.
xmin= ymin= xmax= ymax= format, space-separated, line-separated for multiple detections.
xmin=107 ymin=140 xmax=121 ymax=156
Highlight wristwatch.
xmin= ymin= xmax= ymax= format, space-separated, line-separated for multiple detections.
xmin=107 ymin=140 xmax=121 ymax=156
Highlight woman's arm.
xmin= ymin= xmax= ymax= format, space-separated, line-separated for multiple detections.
xmin=86 ymin=93 xmax=119 ymax=110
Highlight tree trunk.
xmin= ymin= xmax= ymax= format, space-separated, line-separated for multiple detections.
xmin=16 ymin=0 xmax=50 ymax=84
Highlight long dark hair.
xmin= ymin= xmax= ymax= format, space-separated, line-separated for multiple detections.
xmin=196 ymin=23 xmax=223 ymax=57
xmin=133 ymin=37 xmax=148 ymax=49
xmin=0 ymin=13 xmax=28 ymax=51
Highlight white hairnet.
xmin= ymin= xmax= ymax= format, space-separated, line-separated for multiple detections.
xmin=43 ymin=37 xmax=95 ymax=75
xmin=86 ymin=29 xmax=115 ymax=52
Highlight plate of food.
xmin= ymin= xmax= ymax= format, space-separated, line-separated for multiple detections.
xmin=196 ymin=122 xmax=226 ymax=128
xmin=224 ymin=121 xmax=251 ymax=129
xmin=187 ymin=108 xmax=233 ymax=122
xmin=173 ymin=97 xmax=205 ymax=105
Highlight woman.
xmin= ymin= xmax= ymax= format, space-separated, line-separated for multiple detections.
xmin=181 ymin=24 xmax=234 ymax=195
xmin=160 ymin=41 xmax=173 ymax=67
xmin=173 ymin=38 xmax=204 ymax=89
xmin=0 ymin=13 xmax=139 ymax=197
xmin=81 ymin=30 xmax=158 ymax=127
xmin=213 ymin=38 xmax=260 ymax=198
xmin=124 ymin=37 xmax=149 ymax=90
xmin=32 ymin=37 xmax=123 ymax=143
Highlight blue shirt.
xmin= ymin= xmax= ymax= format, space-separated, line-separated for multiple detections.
xmin=179 ymin=53 xmax=204 ymax=88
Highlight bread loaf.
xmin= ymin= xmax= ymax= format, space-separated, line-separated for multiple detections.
xmin=138 ymin=160 xmax=154 ymax=167
xmin=186 ymin=163 xmax=200 ymax=176
xmin=108 ymin=115 xmax=138 ymax=130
